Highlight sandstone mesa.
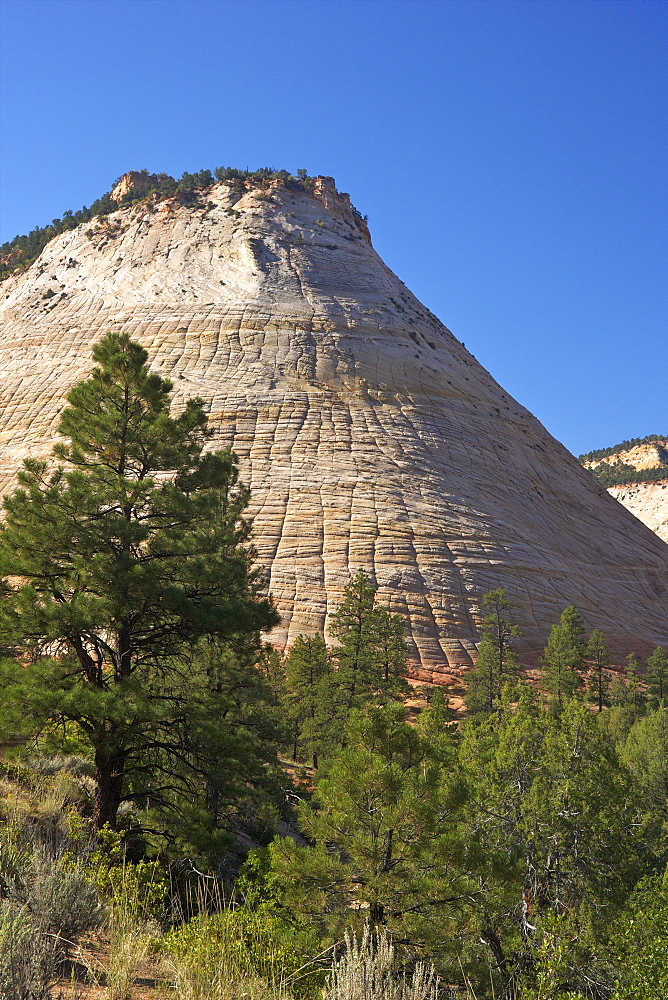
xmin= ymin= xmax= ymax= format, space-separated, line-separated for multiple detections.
xmin=1 ymin=174 xmax=666 ymax=678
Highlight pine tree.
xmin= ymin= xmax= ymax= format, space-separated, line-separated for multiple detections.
xmin=329 ymin=569 xmax=409 ymax=711
xmin=560 ymin=605 xmax=586 ymax=662
xmin=372 ymin=606 xmax=411 ymax=704
xmin=609 ymin=653 xmax=646 ymax=728
xmin=624 ymin=653 xmax=646 ymax=721
xmin=647 ymin=646 xmax=668 ymax=708
xmin=0 ymin=333 xmax=279 ymax=833
xmin=585 ymin=628 xmax=611 ymax=712
xmin=465 ymin=635 xmax=502 ymax=714
xmin=268 ymin=703 xmax=473 ymax=943
xmin=282 ymin=635 xmax=336 ymax=767
xmin=541 ymin=606 xmax=584 ymax=710
xmin=464 ymin=588 xmax=522 ymax=714
xmin=329 ymin=569 xmax=378 ymax=709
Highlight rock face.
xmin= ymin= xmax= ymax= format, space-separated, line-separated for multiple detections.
xmin=110 ymin=170 xmax=161 ymax=203
xmin=608 ymin=480 xmax=668 ymax=544
xmin=0 ymin=176 xmax=666 ymax=675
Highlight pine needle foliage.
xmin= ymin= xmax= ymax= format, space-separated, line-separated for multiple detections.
xmin=464 ymin=588 xmax=522 ymax=714
xmin=0 ymin=332 xmax=280 ymax=837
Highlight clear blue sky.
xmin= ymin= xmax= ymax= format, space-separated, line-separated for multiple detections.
xmin=1 ymin=0 xmax=665 ymax=456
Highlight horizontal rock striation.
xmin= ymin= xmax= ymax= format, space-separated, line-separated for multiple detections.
xmin=1 ymin=176 xmax=667 ymax=675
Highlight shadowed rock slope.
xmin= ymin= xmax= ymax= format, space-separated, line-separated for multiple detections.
xmin=1 ymin=176 xmax=666 ymax=677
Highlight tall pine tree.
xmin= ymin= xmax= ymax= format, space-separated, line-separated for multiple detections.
xmin=647 ymin=646 xmax=668 ymax=708
xmin=329 ymin=569 xmax=409 ymax=712
xmin=282 ymin=635 xmax=336 ymax=767
xmin=610 ymin=653 xmax=646 ymax=723
xmin=586 ymin=628 xmax=611 ymax=712
xmin=268 ymin=702 xmax=474 ymax=943
xmin=0 ymin=333 xmax=279 ymax=832
xmin=541 ymin=605 xmax=585 ymax=710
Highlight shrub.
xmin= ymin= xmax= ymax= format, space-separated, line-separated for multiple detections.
xmin=0 ymin=783 xmax=104 ymax=998
xmin=96 ymin=856 xmax=168 ymax=922
xmin=15 ymin=852 xmax=103 ymax=949
xmin=0 ymin=903 xmax=60 ymax=1000
xmin=160 ymin=906 xmax=325 ymax=1000
xmin=323 ymin=927 xmax=441 ymax=1000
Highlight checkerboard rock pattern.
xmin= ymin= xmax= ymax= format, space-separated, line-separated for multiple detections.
xmin=1 ymin=176 xmax=666 ymax=677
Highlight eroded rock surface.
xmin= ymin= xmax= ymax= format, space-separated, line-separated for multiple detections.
xmin=111 ymin=170 xmax=162 ymax=203
xmin=1 ymin=177 xmax=666 ymax=674
xmin=609 ymin=480 xmax=668 ymax=544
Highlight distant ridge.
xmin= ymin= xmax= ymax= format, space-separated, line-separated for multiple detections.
xmin=579 ymin=433 xmax=667 ymax=465
xmin=580 ymin=435 xmax=668 ymax=487
xmin=579 ymin=435 xmax=668 ymax=543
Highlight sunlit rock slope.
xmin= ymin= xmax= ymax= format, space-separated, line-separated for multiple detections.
xmin=1 ymin=175 xmax=666 ymax=676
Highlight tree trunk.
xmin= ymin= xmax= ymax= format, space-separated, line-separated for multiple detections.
xmin=93 ymin=747 xmax=126 ymax=829
xmin=480 ymin=923 xmax=510 ymax=974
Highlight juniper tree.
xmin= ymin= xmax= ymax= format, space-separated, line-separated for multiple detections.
xmin=459 ymin=690 xmax=641 ymax=996
xmin=621 ymin=707 xmax=668 ymax=817
xmin=0 ymin=333 xmax=279 ymax=833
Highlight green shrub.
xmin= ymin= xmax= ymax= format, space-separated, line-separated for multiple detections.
xmin=96 ymin=857 xmax=167 ymax=921
xmin=161 ymin=906 xmax=325 ymax=1000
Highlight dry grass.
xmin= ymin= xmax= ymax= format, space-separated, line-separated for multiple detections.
xmin=323 ymin=927 xmax=441 ymax=1000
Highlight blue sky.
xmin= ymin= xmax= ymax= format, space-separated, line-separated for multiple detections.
xmin=1 ymin=0 xmax=665 ymax=456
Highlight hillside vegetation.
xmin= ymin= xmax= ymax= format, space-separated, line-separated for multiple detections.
xmin=579 ymin=434 xmax=668 ymax=487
